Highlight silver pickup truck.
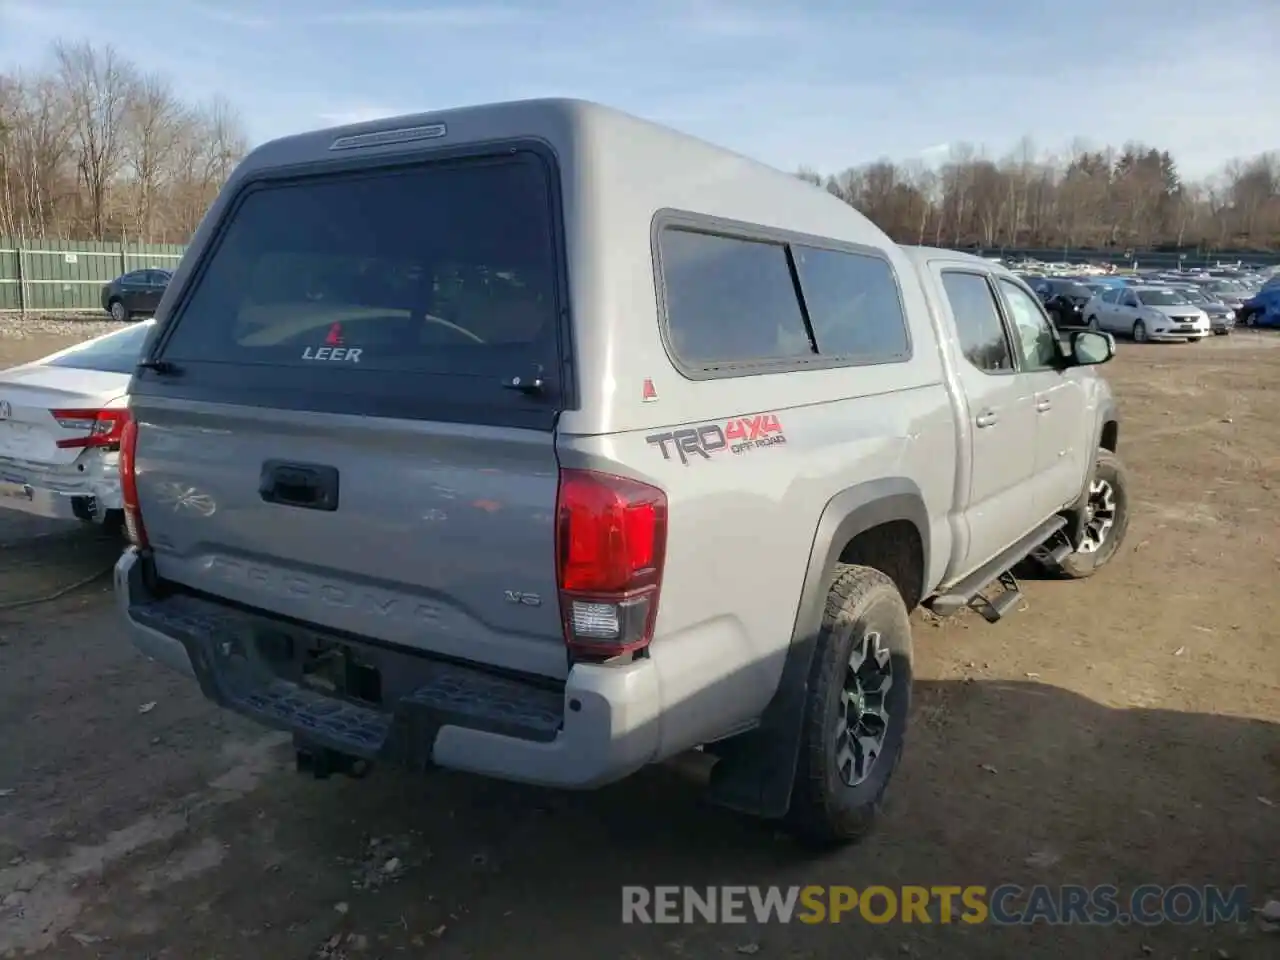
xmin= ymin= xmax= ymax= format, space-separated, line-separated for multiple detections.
xmin=114 ymin=99 xmax=1128 ymax=846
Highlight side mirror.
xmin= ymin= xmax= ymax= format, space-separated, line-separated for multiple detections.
xmin=1070 ymin=330 xmax=1115 ymax=366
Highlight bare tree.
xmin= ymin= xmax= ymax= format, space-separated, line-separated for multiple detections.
xmin=0 ymin=40 xmax=248 ymax=243
xmin=0 ymin=72 xmax=73 ymax=238
xmin=123 ymin=72 xmax=182 ymax=242
xmin=54 ymin=41 xmax=135 ymax=239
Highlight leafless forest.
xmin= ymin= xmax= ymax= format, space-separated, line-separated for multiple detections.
xmin=0 ymin=42 xmax=247 ymax=244
xmin=800 ymin=140 xmax=1279 ymax=251
xmin=2 ymin=41 xmax=1277 ymax=251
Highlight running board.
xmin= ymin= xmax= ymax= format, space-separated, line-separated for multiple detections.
xmin=1029 ymin=536 xmax=1074 ymax=567
xmin=927 ymin=515 xmax=1068 ymax=619
xmin=970 ymin=571 xmax=1023 ymax=623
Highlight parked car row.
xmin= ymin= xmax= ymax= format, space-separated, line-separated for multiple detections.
xmin=1013 ymin=261 xmax=1280 ymax=341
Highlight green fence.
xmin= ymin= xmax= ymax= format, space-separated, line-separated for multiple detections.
xmin=0 ymin=237 xmax=187 ymax=314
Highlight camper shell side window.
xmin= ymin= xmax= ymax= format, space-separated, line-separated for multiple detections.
xmin=653 ymin=212 xmax=912 ymax=380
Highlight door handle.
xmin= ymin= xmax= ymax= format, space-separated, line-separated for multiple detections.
xmin=259 ymin=460 xmax=340 ymax=512
xmin=1036 ymin=398 xmax=1052 ymax=412
xmin=975 ymin=411 xmax=998 ymax=428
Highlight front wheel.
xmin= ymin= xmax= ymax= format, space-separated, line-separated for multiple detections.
xmin=1087 ymin=315 xmax=1099 ymax=331
xmin=784 ymin=565 xmax=913 ymax=846
xmin=1132 ymin=320 xmax=1148 ymax=342
xmin=1055 ymin=451 xmax=1131 ymax=579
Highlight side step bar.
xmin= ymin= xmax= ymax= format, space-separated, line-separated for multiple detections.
xmin=927 ymin=515 xmax=1068 ymax=619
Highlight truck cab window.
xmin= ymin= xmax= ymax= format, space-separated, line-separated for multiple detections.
xmin=998 ymin=279 xmax=1059 ymax=371
xmin=940 ymin=271 xmax=1014 ymax=373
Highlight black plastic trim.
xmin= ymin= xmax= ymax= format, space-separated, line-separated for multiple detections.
xmin=128 ymin=591 xmax=567 ymax=764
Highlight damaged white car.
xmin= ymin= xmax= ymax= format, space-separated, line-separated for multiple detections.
xmin=0 ymin=320 xmax=152 ymax=528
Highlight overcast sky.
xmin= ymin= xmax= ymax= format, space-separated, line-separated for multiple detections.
xmin=1 ymin=0 xmax=1276 ymax=179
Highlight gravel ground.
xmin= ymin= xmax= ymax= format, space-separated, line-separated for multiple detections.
xmin=0 ymin=330 xmax=1277 ymax=959
xmin=0 ymin=314 xmax=126 ymax=347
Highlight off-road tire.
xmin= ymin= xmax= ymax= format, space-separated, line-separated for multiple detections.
xmin=784 ymin=565 xmax=913 ymax=846
xmin=1056 ymin=450 xmax=1131 ymax=579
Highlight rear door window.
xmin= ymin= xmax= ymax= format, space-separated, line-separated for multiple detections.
xmin=152 ymin=152 xmax=564 ymax=425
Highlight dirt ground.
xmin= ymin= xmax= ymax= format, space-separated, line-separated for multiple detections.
xmin=0 ymin=324 xmax=1277 ymax=959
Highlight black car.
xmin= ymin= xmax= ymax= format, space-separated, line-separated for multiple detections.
xmin=1025 ymin=277 xmax=1096 ymax=328
xmin=100 ymin=268 xmax=172 ymax=322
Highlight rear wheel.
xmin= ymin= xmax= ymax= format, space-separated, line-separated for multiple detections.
xmin=1242 ymin=310 xmax=1257 ymax=328
xmin=1054 ymin=451 xmax=1131 ymax=580
xmin=784 ymin=565 xmax=912 ymax=846
xmin=108 ymin=299 xmax=127 ymax=322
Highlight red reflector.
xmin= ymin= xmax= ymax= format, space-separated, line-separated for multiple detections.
xmin=50 ymin=408 xmax=130 ymax=449
xmin=556 ymin=469 xmax=667 ymax=658
xmin=325 ymin=323 xmax=344 ymax=346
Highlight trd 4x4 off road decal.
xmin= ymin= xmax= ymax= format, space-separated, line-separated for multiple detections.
xmin=646 ymin=414 xmax=786 ymax=465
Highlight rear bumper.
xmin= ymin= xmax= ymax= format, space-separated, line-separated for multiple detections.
xmin=0 ymin=454 xmax=123 ymax=522
xmin=0 ymin=480 xmax=94 ymax=520
xmin=114 ymin=548 xmax=664 ymax=789
xmin=1148 ymin=325 xmax=1209 ymax=341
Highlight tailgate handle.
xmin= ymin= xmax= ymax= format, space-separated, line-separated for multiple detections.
xmin=259 ymin=461 xmax=339 ymax=512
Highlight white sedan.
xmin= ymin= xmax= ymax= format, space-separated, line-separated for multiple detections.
xmin=1083 ymin=285 xmax=1212 ymax=342
xmin=0 ymin=321 xmax=152 ymax=527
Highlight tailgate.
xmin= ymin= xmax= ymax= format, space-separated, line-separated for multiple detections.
xmin=133 ymin=401 xmax=568 ymax=679
xmin=128 ymin=144 xmax=573 ymax=681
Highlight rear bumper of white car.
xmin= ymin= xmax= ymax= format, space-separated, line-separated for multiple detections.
xmin=0 ymin=451 xmax=123 ymax=522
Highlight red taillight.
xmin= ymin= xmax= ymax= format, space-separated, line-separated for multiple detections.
xmin=51 ymin=408 xmax=130 ymax=449
xmin=556 ymin=468 xmax=667 ymax=660
xmin=118 ymin=415 xmax=148 ymax=547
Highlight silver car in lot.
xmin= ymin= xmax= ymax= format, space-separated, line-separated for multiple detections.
xmin=1083 ymin=286 xmax=1211 ymax=342
xmin=1196 ymin=279 xmax=1249 ymax=314
xmin=1164 ymin=284 xmax=1235 ymax=334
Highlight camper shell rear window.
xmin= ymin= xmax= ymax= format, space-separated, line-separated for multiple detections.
xmin=144 ymin=148 xmax=569 ymax=429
